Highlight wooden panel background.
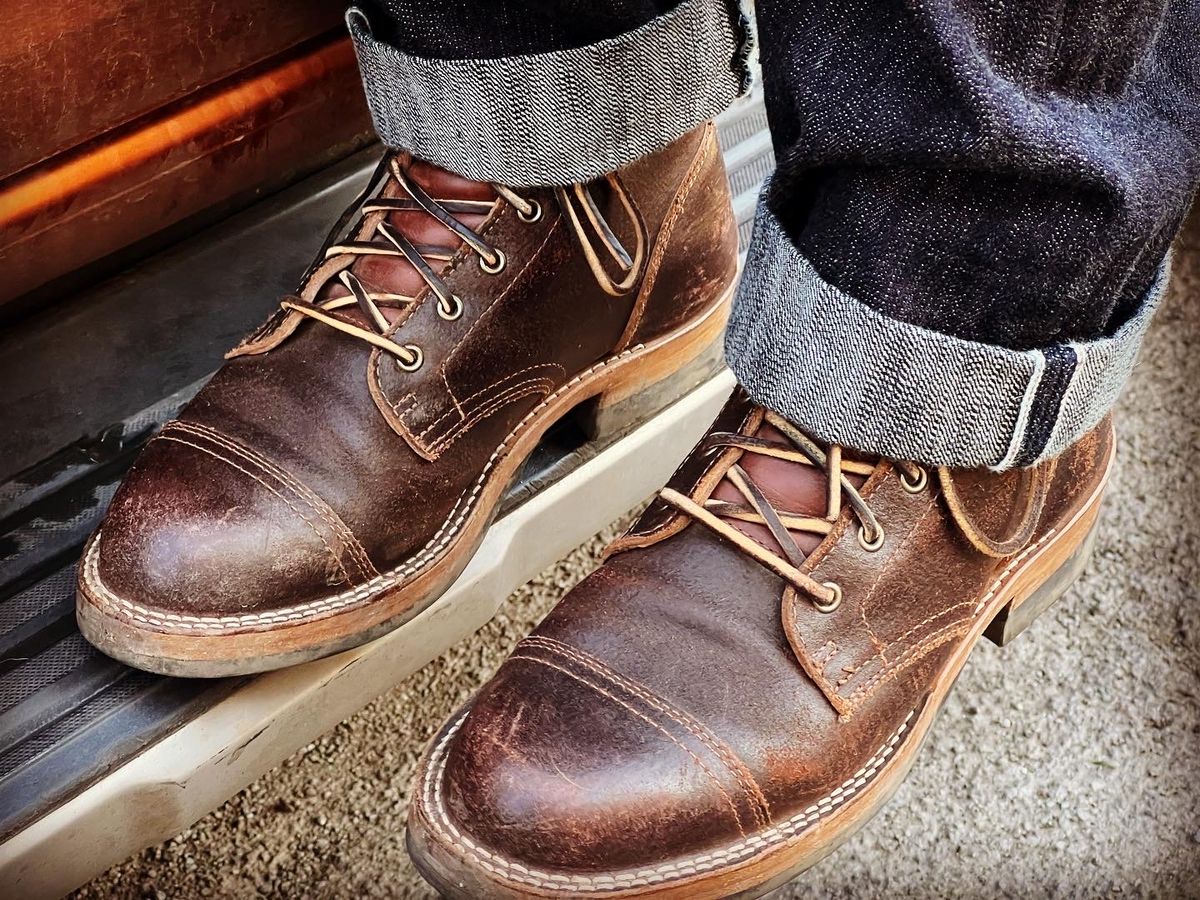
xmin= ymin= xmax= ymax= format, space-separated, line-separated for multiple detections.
xmin=0 ymin=1 xmax=376 ymax=310
xmin=0 ymin=1 xmax=347 ymax=178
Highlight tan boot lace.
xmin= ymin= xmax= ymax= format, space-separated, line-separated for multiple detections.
xmin=281 ymin=156 xmax=646 ymax=370
xmin=659 ymin=410 xmax=927 ymax=613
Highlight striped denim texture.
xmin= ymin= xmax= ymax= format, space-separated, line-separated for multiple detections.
xmin=347 ymin=0 xmax=752 ymax=187
xmin=726 ymin=192 xmax=1167 ymax=471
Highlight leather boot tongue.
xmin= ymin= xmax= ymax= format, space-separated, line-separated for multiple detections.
xmin=314 ymin=155 xmax=499 ymax=325
xmin=709 ymin=421 xmax=872 ymax=556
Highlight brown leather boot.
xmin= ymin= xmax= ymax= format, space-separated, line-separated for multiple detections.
xmin=76 ymin=123 xmax=739 ymax=676
xmin=406 ymin=388 xmax=1112 ymax=899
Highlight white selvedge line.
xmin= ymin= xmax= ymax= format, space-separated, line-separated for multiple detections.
xmin=83 ymin=344 xmax=648 ymax=633
xmin=420 ymin=709 xmax=914 ymax=892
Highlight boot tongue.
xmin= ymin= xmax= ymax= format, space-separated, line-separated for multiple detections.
xmin=710 ymin=420 xmax=873 ymax=556
xmin=315 ymin=154 xmax=499 ymax=324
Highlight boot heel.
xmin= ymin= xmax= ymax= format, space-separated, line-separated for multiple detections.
xmin=983 ymin=522 xmax=1099 ymax=647
xmin=572 ymin=291 xmax=731 ymax=444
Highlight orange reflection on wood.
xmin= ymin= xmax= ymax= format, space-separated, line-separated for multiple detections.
xmin=0 ymin=33 xmax=375 ymax=307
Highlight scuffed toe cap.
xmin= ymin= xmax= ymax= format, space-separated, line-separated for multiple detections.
xmin=91 ymin=423 xmax=373 ymax=622
xmin=423 ymin=636 xmax=768 ymax=877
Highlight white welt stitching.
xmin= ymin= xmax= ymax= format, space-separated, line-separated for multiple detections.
xmin=83 ymin=344 xmax=647 ymax=633
xmin=419 ymin=709 xmax=914 ymax=892
xmin=971 ymin=526 xmax=1058 ymax=617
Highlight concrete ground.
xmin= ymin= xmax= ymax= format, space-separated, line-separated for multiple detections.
xmin=78 ymin=224 xmax=1200 ymax=898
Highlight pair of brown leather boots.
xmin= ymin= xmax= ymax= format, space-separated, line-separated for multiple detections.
xmin=77 ymin=124 xmax=1111 ymax=898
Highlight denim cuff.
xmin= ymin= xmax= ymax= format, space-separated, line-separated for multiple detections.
xmin=726 ymin=192 xmax=1167 ymax=470
xmin=346 ymin=0 xmax=753 ymax=187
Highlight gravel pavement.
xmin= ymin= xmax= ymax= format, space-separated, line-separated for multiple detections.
xmin=77 ymin=224 xmax=1200 ymax=899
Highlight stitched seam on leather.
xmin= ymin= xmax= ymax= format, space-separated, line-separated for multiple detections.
xmin=841 ymin=619 xmax=973 ymax=711
xmin=167 ymin=422 xmax=378 ymax=579
xmin=365 ymin=205 xmax=510 ymax=453
xmin=417 ymin=365 xmax=564 ymax=438
xmin=507 ymin=654 xmax=748 ymax=836
xmin=812 ymin=640 xmax=840 ymax=668
xmin=858 ymin=602 xmax=888 ymax=663
xmin=531 ymin=647 xmax=771 ymax=829
xmin=439 ymin=208 xmax=552 ymax=374
xmin=972 ymin=526 xmax=1059 ymax=616
xmin=616 ymin=125 xmax=714 ymax=352
xmin=379 ymin=389 xmax=432 ymax=459
xmin=450 ymin=366 xmax=560 ymax=414
xmin=881 ymin=601 xmax=976 ymax=660
xmin=800 ymin=519 xmax=1064 ymax=714
xmin=420 ymin=709 xmax=914 ymax=891
xmin=784 ymin=617 xmax=853 ymax=716
xmin=171 ymin=425 xmax=376 ymax=579
xmin=836 ymin=526 xmax=1047 ymax=707
xmin=167 ymin=423 xmax=357 ymax=557
xmin=430 ymin=379 xmax=555 ymax=443
xmin=84 ymin=343 xmax=648 ymax=630
xmin=848 ymin=493 xmax=938 ymax=669
xmin=429 ymin=383 xmax=556 ymax=454
xmin=524 ymin=636 xmax=772 ymax=827
xmin=836 ymin=663 xmax=863 ymax=688
xmin=423 ymin=379 xmax=553 ymax=439
xmin=385 ymin=215 xmax=563 ymax=443
xmin=841 ymin=598 xmax=979 ymax=696
xmin=441 ymin=369 xmax=465 ymax=417
xmin=156 ymin=435 xmax=353 ymax=586
xmin=854 ymin=492 xmax=937 ymax=614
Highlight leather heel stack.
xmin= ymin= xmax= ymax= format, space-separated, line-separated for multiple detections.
xmin=572 ymin=285 xmax=732 ymax=444
xmin=984 ymin=520 xmax=1099 ymax=647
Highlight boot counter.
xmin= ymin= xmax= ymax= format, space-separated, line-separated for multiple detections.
xmin=619 ymin=123 xmax=740 ymax=349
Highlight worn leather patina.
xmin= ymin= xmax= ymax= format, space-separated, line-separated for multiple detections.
xmin=408 ymin=389 xmax=1113 ymax=898
xmin=77 ymin=123 xmax=738 ymax=675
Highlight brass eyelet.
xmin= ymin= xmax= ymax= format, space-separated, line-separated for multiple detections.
xmin=814 ymin=582 xmax=843 ymax=614
xmin=438 ymin=295 xmax=464 ymax=321
xmin=396 ymin=345 xmax=423 ymax=372
xmin=479 ymin=248 xmax=507 ymax=274
xmin=900 ymin=466 xmax=928 ymax=494
xmin=858 ymin=525 xmax=885 ymax=552
xmin=517 ymin=200 xmax=542 ymax=223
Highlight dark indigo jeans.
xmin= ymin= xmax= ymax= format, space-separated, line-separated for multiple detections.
xmin=348 ymin=0 xmax=1200 ymax=469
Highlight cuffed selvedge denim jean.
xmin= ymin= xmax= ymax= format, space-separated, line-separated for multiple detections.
xmin=346 ymin=0 xmax=1200 ymax=470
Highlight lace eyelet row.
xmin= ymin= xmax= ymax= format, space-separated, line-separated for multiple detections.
xmin=397 ymin=195 xmax=541 ymax=371
xmin=437 ymin=295 xmax=464 ymax=321
xmin=517 ymin=199 xmax=543 ymax=223
xmin=824 ymin=465 xmax=929 ymax=608
xmin=479 ymin=248 xmax=507 ymax=275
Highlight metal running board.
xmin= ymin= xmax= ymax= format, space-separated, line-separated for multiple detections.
xmin=0 ymin=92 xmax=773 ymax=898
